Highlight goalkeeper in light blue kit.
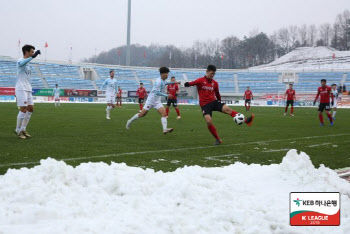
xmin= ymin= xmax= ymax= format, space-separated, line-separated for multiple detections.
xmin=52 ymin=84 xmax=61 ymax=107
xmin=100 ymin=70 xmax=118 ymax=119
xmin=126 ymin=67 xmax=181 ymax=134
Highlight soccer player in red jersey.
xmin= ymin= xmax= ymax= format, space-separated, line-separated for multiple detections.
xmin=284 ymin=84 xmax=296 ymax=116
xmin=166 ymin=76 xmax=181 ymax=119
xmin=243 ymin=86 xmax=253 ymax=111
xmin=184 ymin=65 xmax=254 ymax=145
xmin=116 ymin=86 xmax=122 ymax=107
xmin=136 ymin=83 xmax=147 ymax=112
xmin=313 ymin=79 xmax=334 ymax=126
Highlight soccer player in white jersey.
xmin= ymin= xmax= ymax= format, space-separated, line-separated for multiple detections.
xmin=100 ymin=70 xmax=118 ymax=119
xmin=15 ymin=45 xmax=41 ymax=139
xmin=52 ymin=84 xmax=61 ymax=107
xmin=331 ymin=84 xmax=339 ymax=120
xmin=126 ymin=67 xmax=181 ymax=134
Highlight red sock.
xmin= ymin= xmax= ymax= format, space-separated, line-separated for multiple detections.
xmin=319 ymin=114 xmax=324 ymax=124
xmin=245 ymin=103 xmax=247 ymax=110
xmin=230 ymin=110 xmax=238 ymax=117
xmin=166 ymin=107 xmax=169 ymax=116
xmin=175 ymin=108 xmax=180 ymax=116
xmin=140 ymin=104 xmax=143 ymax=110
xmin=291 ymin=106 xmax=294 ymax=114
xmin=208 ymin=125 xmax=220 ymax=140
xmin=285 ymin=106 xmax=288 ymax=112
xmin=327 ymin=113 xmax=333 ymax=123
xmin=248 ymin=104 xmax=251 ymax=111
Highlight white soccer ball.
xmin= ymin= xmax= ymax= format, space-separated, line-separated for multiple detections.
xmin=234 ymin=113 xmax=245 ymax=125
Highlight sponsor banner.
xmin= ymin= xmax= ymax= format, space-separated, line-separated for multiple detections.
xmin=290 ymin=192 xmax=340 ymax=226
xmin=65 ymin=89 xmax=97 ymax=97
xmin=128 ymin=90 xmax=150 ymax=98
xmin=47 ymin=96 xmax=69 ymax=101
xmin=69 ymin=97 xmax=94 ymax=102
xmin=177 ymin=99 xmax=199 ymax=105
xmin=0 ymin=87 xmax=15 ymax=96
xmin=0 ymin=95 xmax=15 ymax=101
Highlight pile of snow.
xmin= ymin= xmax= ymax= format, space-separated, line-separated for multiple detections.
xmin=251 ymin=46 xmax=350 ymax=71
xmin=0 ymin=150 xmax=349 ymax=234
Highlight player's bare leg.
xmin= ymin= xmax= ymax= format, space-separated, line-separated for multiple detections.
xmin=126 ymin=109 xmax=148 ymax=129
xmin=157 ymin=107 xmax=173 ymax=134
xmin=221 ymin=104 xmax=254 ymax=126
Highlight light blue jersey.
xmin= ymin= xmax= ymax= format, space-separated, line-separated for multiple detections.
xmin=147 ymin=77 xmax=176 ymax=102
xmin=16 ymin=57 xmax=33 ymax=91
xmin=53 ymin=87 xmax=60 ymax=96
xmin=100 ymin=78 xmax=118 ymax=96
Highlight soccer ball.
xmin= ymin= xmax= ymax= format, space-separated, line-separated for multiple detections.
xmin=234 ymin=113 xmax=245 ymax=125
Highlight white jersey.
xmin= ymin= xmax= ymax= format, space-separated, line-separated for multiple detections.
xmin=53 ymin=87 xmax=60 ymax=96
xmin=331 ymin=89 xmax=339 ymax=101
xmin=101 ymin=78 xmax=118 ymax=96
xmin=16 ymin=57 xmax=33 ymax=91
xmin=147 ymin=77 xmax=168 ymax=103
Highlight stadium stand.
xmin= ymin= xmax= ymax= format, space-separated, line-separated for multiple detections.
xmin=0 ymin=58 xmax=348 ymax=95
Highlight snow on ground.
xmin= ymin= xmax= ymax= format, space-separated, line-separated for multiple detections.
xmin=0 ymin=150 xmax=349 ymax=234
xmin=251 ymin=46 xmax=350 ymax=71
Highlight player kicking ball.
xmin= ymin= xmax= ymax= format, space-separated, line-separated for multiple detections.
xmin=284 ymin=84 xmax=296 ymax=116
xmin=100 ymin=70 xmax=118 ymax=119
xmin=126 ymin=67 xmax=180 ymax=134
xmin=15 ymin=45 xmax=41 ymax=139
xmin=184 ymin=65 xmax=254 ymax=145
xmin=331 ymin=84 xmax=339 ymax=120
xmin=313 ymin=79 xmax=334 ymax=126
xmin=52 ymin=84 xmax=61 ymax=107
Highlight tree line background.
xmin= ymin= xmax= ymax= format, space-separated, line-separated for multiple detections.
xmin=84 ymin=9 xmax=350 ymax=69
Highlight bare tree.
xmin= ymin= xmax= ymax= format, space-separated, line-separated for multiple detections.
xmin=319 ymin=23 xmax=333 ymax=46
xmin=307 ymin=24 xmax=317 ymax=46
xmin=289 ymin=25 xmax=298 ymax=49
xmin=298 ymin=24 xmax=308 ymax=46
xmin=278 ymin=28 xmax=290 ymax=52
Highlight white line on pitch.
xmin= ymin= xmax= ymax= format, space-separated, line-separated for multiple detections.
xmin=308 ymin=143 xmax=332 ymax=148
xmin=0 ymin=133 xmax=349 ymax=168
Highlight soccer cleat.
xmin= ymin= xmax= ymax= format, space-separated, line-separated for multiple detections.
xmin=106 ymin=116 xmax=110 ymax=120
xmin=21 ymin=131 xmax=31 ymax=138
xmin=284 ymin=113 xmax=287 ymax=116
xmin=330 ymin=122 xmax=334 ymax=127
xmin=177 ymin=116 xmax=181 ymax=119
xmin=333 ymin=117 xmax=336 ymax=120
xmin=214 ymin=139 xmax=223 ymax=145
xmin=245 ymin=113 xmax=255 ymax=126
xmin=17 ymin=131 xmax=26 ymax=139
xmin=163 ymin=128 xmax=174 ymax=134
xmin=290 ymin=114 xmax=294 ymax=116
xmin=139 ymin=110 xmax=142 ymax=113
xmin=320 ymin=123 xmax=324 ymax=126
xmin=126 ymin=120 xmax=131 ymax=129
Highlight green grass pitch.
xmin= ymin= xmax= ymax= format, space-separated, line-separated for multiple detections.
xmin=0 ymin=102 xmax=349 ymax=175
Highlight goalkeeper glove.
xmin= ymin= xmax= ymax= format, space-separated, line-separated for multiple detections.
xmin=184 ymin=82 xmax=190 ymax=87
xmin=313 ymin=101 xmax=316 ymax=106
xmin=32 ymin=50 xmax=41 ymax=58
xmin=331 ymin=101 xmax=334 ymax=106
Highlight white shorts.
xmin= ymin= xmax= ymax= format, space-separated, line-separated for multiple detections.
xmin=332 ymin=100 xmax=337 ymax=108
xmin=143 ymin=98 xmax=163 ymax=111
xmin=15 ymin=90 xmax=34 ymax=107
xmin=54 ymin=95 xmax=60 ymax=100
xmin=106 ymin=95 xmax=116 ymax=105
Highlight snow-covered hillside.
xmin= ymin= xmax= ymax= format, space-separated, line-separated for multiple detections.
xmin=251 ymin=47 xmax=350 ymax=71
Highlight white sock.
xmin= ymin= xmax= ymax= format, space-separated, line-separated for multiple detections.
xmin=16 ymin=111 xmax=26 ymax=133
xmin=128 ymin=113 xmax=140 ymax=125
xmin=21 ymin=111 xmax=32 ymax=132
xmin=333 ymin=111 xmax=336 ymax=117
xmin=106 ymin=106 xmax=111 ymax=116
xmin=161 ymin=117 xmax=167 ymax=131
xmin=58 ymin=101 xmax=60 ymax=106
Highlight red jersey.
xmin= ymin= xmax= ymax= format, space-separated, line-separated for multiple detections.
xmin=136 ymin=87 xmax=147 ymax=99
xmin=315 ymin=86 xmax=333 ymax=104
xmin=117 ymin=89 xmax=122 ymax=97
xmin=285 ymin=89 xmax=295 ymax=101
xmin=167 ymin=84 xmax=179 ymax=99
xmin=244 ymin=90 xmax=253 ymax=100
xmin=188 ymin=76 xmax=221 ymax=107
